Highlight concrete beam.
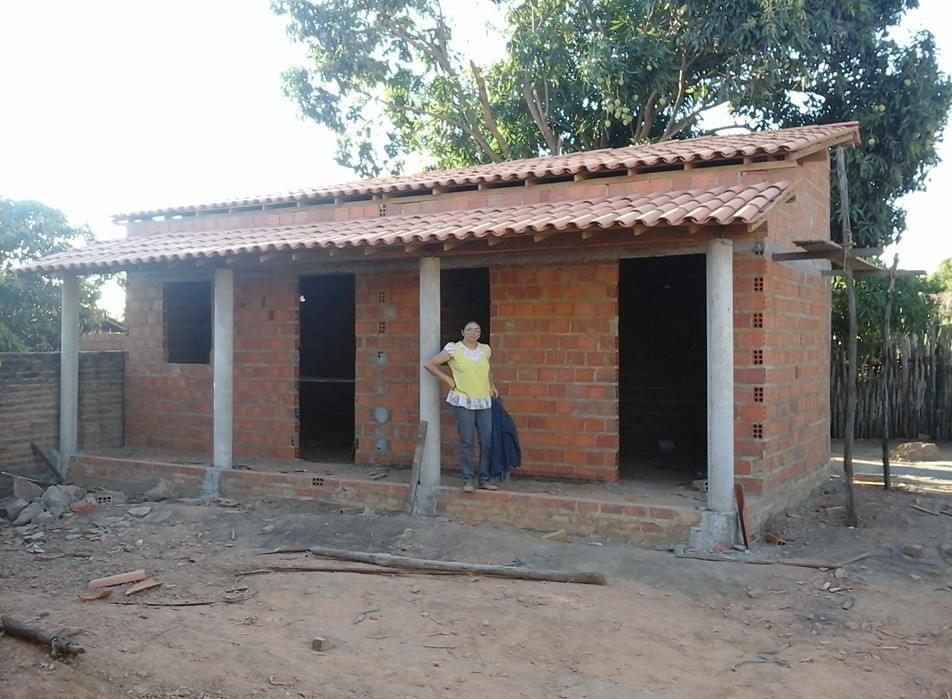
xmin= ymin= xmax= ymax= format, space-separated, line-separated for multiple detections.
xmin=59 ymin=275 xmax=80 ymax=475
xmin=212 ymin=268 xmax=234 ymax=471
xmin=415 ymin=257 xmax=441 ymax=515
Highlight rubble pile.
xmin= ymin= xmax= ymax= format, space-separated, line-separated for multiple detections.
xmin=0 ymin=476 xmax=105 ymax=527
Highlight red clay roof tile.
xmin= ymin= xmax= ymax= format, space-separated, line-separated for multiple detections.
xmin=114 ymin=123 xmax=857 ymax=221
xmin=23 ymin=181 xmax=793 ymax=273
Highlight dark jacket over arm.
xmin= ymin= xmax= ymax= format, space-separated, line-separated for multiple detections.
xmin=489 ymin=398 xmax=521 ymax=479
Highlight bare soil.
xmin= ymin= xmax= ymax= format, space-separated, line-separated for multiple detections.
xmin=2 ymin=460 xmax=951 ymax=699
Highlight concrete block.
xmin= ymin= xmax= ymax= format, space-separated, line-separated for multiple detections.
xmin=311 ymin=637 xmax=334 ymax=652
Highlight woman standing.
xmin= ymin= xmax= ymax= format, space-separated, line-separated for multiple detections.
xmin=425 ymin=321 xmax=499 ymax=493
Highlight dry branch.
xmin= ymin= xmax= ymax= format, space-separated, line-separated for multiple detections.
xmin=308 ymin=546 xmax=608 ymax=585
xmin=675 ymin=552 xmax=871 ymax=570
xmin=0 ymin=616 xmax=85 ymax=657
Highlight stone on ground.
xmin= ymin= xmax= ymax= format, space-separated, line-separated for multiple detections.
xmin=41 ymin=485 xmax=71 ymax=519
xmin=0 ymin=496 xmax=29 ymax=522
xmin=61 ymin=485 xmax=87 ymax=504
xmin=144 ymin=479 xmax=173 ymax=502
xmin=12 ymin=476 xmax=44 ymax=502
xmin=12 ymin=501 xmax=43 ymax=526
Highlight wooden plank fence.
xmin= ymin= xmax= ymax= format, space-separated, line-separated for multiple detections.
xmin=831 ymin=327 xmax=951 ymax=440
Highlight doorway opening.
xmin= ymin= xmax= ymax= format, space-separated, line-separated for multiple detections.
xmin=440 ymin=267 xmax=490 ymax=347
xmin=299 ymin=274 xmax=356 ymax=462
xmin=618 ymin=255 xmax=707 ymax=482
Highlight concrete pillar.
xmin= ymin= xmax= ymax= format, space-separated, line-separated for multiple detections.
xmin=212 ymin=268 xmax=234 ymax=471
xmin=415 ymin=257 xmax=441 ymax=515
xmin=692 ymin=238 xmax=738 ymax=549
xmin=59 ymin=274 xmax=80 ymax=474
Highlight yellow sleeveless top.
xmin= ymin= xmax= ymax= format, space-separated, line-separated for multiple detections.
xmin=444 ymin=341 xmax=492 ymax=410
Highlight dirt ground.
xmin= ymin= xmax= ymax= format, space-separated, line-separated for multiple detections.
xmin=2 ymin=448 xmax=951 ymax=698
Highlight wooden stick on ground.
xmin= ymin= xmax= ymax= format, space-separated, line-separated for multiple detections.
xmin=237 ymin=565 xmax=410 ymax=577
xmin=108 ymin=590 xmax=257 ymax=607
xmin=308 ymin=545 xmax=608 ymax=585
xmin=675 ymin=551 xmax=871 ymax=570
xmin=0 ymin=616 xmax=85 ymax=657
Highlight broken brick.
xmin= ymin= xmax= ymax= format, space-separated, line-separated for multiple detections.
xmin=70 ymin=500 xmax=96 ymax=516
xmin=125 ymin=578 xmax=162 ymax=596
xmin=88 ymin=569 xmax=148 ymax=589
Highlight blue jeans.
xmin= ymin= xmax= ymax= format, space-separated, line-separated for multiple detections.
xmin=452 ymin=406 xmax=492 ymax=484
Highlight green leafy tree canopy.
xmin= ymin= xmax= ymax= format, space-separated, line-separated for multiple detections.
xmin=930 ymin=257 xmax=952 ymax=292
xmin=832 ymin=275 xmax=939 ymax=358
xmin=274 ymin=0 xmax=951 ymax=250
xmin=0 ymin=198 xmax=104 ymax=352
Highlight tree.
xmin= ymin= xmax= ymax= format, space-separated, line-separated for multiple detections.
xmin=274 ymin=0 xmax=951 ymax=250
xmin=0 ymin=198 xmax=104 ymax=352
xmin=831 ymin=275 xmax=938 ymax=358
xmin=931 ymin=257 xmax=952 ymax=292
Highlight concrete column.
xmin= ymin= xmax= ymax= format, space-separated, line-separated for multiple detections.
xmin=692 ymin=238 xmax=737 ymax=549
xmin=415 ymin=257 xmax=441 ymax=515
xmin=59 ymin=274 xmax=80 ymax=474
xmin=212 ymin=268 xmax=234 ymax=471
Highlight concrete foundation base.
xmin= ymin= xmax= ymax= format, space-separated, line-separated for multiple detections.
xmin=411 ymin=484 xmax=438 ymax=517
xmin=689 ymin=509 xmax=738 ymax=551
xmin=202 ymin=468 xmax=223 ymax=499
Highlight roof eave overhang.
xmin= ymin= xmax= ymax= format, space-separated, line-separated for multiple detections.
xmin=18 ymin=220 xmax=765 ymax=276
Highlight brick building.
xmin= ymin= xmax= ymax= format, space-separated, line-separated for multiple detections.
xmin=22 ymin=122 xmax=859 ymax=546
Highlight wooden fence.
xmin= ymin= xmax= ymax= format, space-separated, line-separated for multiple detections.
xmin=831 ymin=328 xmax=952 ymax=440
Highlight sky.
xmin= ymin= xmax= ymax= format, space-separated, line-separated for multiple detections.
xmin=0 ymin=1 xmax=950 ymax=318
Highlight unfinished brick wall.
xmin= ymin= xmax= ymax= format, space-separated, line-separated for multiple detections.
xmin=125 ymin=273 xmax=213 ymax=453
xmin=80 ymin=333 xmax=128 ymax=352
xmin=126 ymin=271 xmax=299 ymax=460
xmin=489 ymin=261 xmax=619 ymax=481
xmin=730 ymin=152 xmax=832 ymax=513
xmin=354 ymin=268 xmax=421 ymax=466
xmin=233 ymin=272 xmax=300 ymax=460
xmin=732 ymin=249 xmax=770 ymax=496
xmin=118 ymin=149 xmax=835 ymax=524
xmin=0 ymin=352 xmax=125 ymax=478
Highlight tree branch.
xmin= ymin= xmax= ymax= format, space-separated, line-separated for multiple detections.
xmin=470 ymin=61 xmax=512 ymax=158
xmin=355 ymin=87 xmax=501 ymax=163
xmin=390 ymin=20 xmax=501 ymax=162
xmin=662 ymin=52 xmax=691 ymax=139
xmin=522 ymin=79 xmax=561 ymax=154
xmin=638 ymin=91 xmax=660 ymax=140
xmin=658 ymin=99 xmax=726 ymax=142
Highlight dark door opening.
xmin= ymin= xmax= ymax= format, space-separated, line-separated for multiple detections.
xmin=299 ymin=274 xmax=356 ymax=462
xmin=619 ymin=255 xmax=706 ymax=480
xmin=440 ymin=268 xmax=490 ymax=347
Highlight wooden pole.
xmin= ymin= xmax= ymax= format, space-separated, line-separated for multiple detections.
xmin=405 ymin=420 xmax=428 ymax=514
xmin=308 ymin=546 xmax=608 ymax=585
xmin=836 ymin=148 xmax=858 ymax=526
xmin=881 ymin=255 xmax=899 ymax=489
